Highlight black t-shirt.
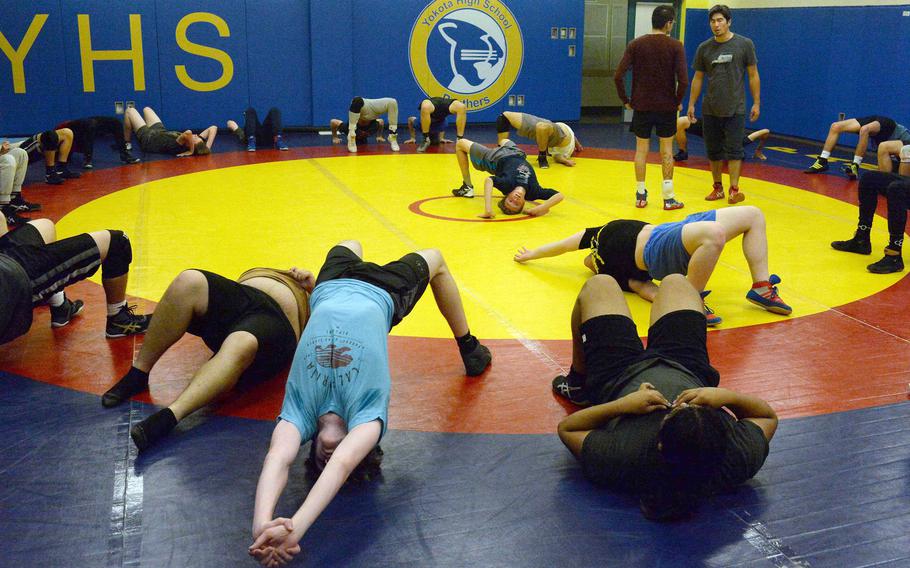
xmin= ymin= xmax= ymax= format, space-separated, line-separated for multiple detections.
xmin=578 ymin=220 xmax=651 ymax=291
xmin=579 ymin=359 xmax=769 ymax=494
xmin=492 ymin=156 xmax=558 ymax=201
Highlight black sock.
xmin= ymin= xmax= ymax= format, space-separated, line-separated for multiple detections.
xmin=57 ymin=161 xmax=69 ymax=173
xmin=456 ymin=332 xmax=479 ymax=355
xmin=856 ymin=225 xmax=872 ymax=240
xmin=887 ymin=239 xmax=902 ymax=253
xmin=422 ymin=132 xmax=430 ymax=141
xmin=131 ymin=408 xmax=177 ymax=451
xmin=102 ymin=366 xmax=150 ymax=407
xmin=539 ymin=150 xmax=547 ymax=158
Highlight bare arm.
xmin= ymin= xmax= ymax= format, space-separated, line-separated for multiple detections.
xmin=747 ymin=65 xmax=761 ymax=122
xmin=526 ymin=192 xmax=564 ymax=217
xmin=674 ymin=387 xmax=778 ymax=441
xmin=288 ymin=421 xmax=380 ymax=534
xmin=687 ymin=71 xmax=704 ymax=121
xmin=478 ymin=177 xmax=496 ymax=219
xmin=250 ymin=420 xmax=382 ymax=564
xmin=558 ymin=386 xmax=671 ymax=457
xmin=627 ymin=278 xmax=658 ymax=302
xmin=514 ymin=230 xmax=584 ymax=263
xmin=252 ymin=420 xmax=302 ymax=536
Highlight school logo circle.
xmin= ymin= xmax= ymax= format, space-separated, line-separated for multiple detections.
xmin=410 ymin=1 xmax=523 ymax=112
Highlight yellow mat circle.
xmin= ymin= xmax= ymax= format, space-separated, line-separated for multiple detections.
xmin=57 ymin=155 xmax=904 ymax=339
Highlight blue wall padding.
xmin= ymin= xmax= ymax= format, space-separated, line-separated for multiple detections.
xmin=684 ymin=6 xmax=910 ymax=143
xmin=0 ymin=0 xmax=583 ymax=134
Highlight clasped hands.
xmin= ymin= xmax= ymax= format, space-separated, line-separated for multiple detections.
xmin=249 ymin=518 xmax=300 ymax=567
xmin=620 ymin=383 xmax=730 ymax=414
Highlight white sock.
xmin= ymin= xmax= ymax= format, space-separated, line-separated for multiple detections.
xmin=107 ymin=301 xmax=126 ymax=317
xmin=820 ymin=151 xmax=831 ymax=159
xmin=636 ymin=181 xmax=646 ymax=193
xmin=49 ymin=292 xmax=65 ymax=307
xmin=348 ymin=112 xmax=360 ymax=135
xmin=661 ymin=179 xmax=674 ymax=200
xmin=853 ymin=156 xmax=863 ymax=165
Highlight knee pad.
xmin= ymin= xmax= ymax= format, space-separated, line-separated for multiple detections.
xmin=349 ymin=97 xmax=365 ymax=113
xmin=102 ymin=230 xmax=132 ymax=279
xmin=496 ymin=113 xmax=510 ymax=133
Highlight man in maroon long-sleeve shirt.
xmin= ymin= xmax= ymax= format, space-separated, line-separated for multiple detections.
xmin=614 ymin=5 xmax=689 ymax=211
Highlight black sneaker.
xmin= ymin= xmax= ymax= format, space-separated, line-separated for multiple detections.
xmin=867 ymin=252 xmax=904 ymax=274
xmin=83 ymin=157 xmax=94 ymax=169
xmin=452 ymin=183 xmax=474 ymax=198
xmin=106 ymin=304 xmax=152 ymax=338
xmin=673 ymin=149 xmax=688 ymax=162
xmin=58 ymin=168 xmax=81 ymax=179
xmin=10 ymin=194 xmax=41 ymax=212
xmin=120 ymin=150 xmax=140 ymax=164
xmin=538 ymin=155 xmax=550 ymax=169
xmin=416 ymin=138 xmax=431 ymax=153
xmin=804 ymin=158 xmax=828 ymax=174
xmin=2 ymin=204 xmax=28 ymax=225
xmin=831 ymin=234 xmax=871 ymax=255
xmin=552 ymin=375 xmax=590 ymax=406
xmin=50 ymin=297 xmax=85 ymax=328
xmin=45 ymin=171 xmax=64 ymax=185
xmin=461 ymin=342 xmax=491 ymax=376
xmin=842 ymin=162 xmax=859 ymax=180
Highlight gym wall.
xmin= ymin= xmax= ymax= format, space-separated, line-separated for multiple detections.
xmin=683 ymin=2 xmax=910 ymax=142
xmin=0 ymin=0 xmax=583 ymax=135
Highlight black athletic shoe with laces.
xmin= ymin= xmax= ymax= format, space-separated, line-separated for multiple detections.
xmin=10 ymin=193 xmax=41 ymax=212
xmin=2 ymin=204 xmax=28 ymax=226
xmin=106 ymin=304 xmax=152 ymax=338
xmin=51 ymin=297 xmax=85 ymax=328
xmin=552 ymin=375 xmax=590 ymax=406
xmin=831 ymin=234 xmax=872 ymax=255
xmin=867 ymin=252 xmax=904 ymax=274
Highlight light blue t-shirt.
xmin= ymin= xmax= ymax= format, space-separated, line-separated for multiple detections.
xmin=279 ymin=279 xmax=394 ymax=442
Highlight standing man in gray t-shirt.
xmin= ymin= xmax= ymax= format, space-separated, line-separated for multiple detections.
xmin=687 ymin=4 xmax=760 ymax=205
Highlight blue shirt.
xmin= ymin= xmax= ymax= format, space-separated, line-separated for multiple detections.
xmin=279 ymin=279 xmax=393 ymax=442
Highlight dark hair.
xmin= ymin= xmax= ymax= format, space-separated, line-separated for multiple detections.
xmin=497 ymin=196 xmax=521 ymax=215
xmin=708 ymin=4 xmax=732 ymax=22
xmin=194 ymin=140 xmax=211 ymax=155
xmin=652 ymin=5 xmax=676 ymax=29
xmin=304 ymin=441 xmax=384 ymax=484
xmin=39 ymin=130 xmax=60 ymax=151
xmin=640 ymin=406 xmax=728 ymax=520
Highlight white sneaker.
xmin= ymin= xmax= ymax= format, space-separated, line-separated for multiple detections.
xmin=389 ymin=133 xmax=399 ymax=152
xmin=347 ymin=134 xmax=357 ymax=153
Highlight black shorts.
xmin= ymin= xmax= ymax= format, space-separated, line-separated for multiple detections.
xmin=702 ymin=114 xmax=746 ymax=161
xmin=1 ymin=232 xmax=102 ymax=304
xmin=631 ymin=110 xmax=676 ymax=139
xmin=186 ymin=270 xmax=297 ymax=381
xmin=338 ymin=119 xmax=380 ymax=141
xmin=581 ymin=310 xmax=719 ymax=395
xmin=315 ymin=245 xmax=430 ymax=327
xmin=0 ymin=223 xmax=44 ymax=250
xmin=857 ymin=116 xmax=897 ymax=144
